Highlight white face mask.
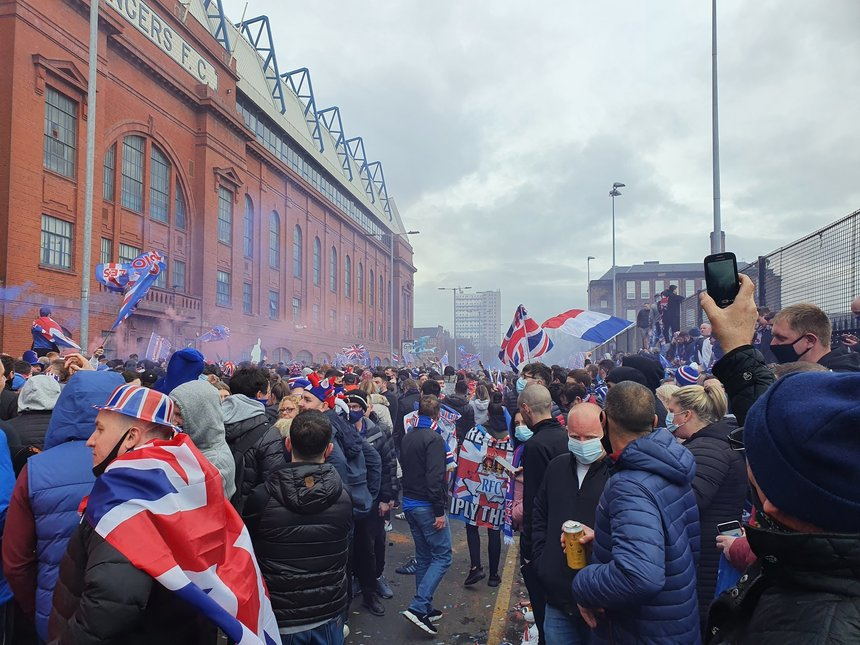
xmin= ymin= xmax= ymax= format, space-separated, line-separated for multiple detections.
xmin=514 ymin=425 xmax=533 ymax=442
xmin=568 ymin=437 xmax=604 ymax=465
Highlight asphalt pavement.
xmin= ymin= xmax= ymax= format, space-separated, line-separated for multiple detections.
xmin=345 ymin=517 xmax=530 ymax=645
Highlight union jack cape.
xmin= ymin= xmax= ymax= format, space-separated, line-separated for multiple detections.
xmin=499 ymin=304 xmax=552 ymax=372
xmin=31 ymin=315 xmax=80 ymax=350
xmin=83 ymin=433 xmax=280 ymax=644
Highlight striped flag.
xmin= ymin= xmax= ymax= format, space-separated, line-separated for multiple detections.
xmin=145 ymin=332 xmax=172 ymax=362
xmin=109 ymin=252 xmax=165 ymax=331
xmin=499 ymin=304 xmax=552 ymax=372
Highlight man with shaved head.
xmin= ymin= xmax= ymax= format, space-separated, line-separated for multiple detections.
xmin=518 ymin=383 xmax=569 ymax=644
xmin=843 ymin=296 xmax=860 ymax=352
xmin=531 ymin=403 xmax=610 ymax=643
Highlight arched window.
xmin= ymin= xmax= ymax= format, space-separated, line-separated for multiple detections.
xmin=357 ymin=263 xmax=364 ymax=302
xmin=293 ymin=225 xmax=302 ymax=277
xmin=370 ymin=269 xmax=375 ymax=307
xmin=269 ymin=211 xmax=280 ymax=269
xmin=313 ymin=237 xmax=321 ymax=286
xmin=149 ymin=146 xmax=169 ymax=222
xmin=121 ymin=135 xmax=145 ymax=212
xmin=243 ymin=196 xmax=254 ymax=259
xmin=379 ymin=275 xmax=384 ymax=312
xmin=329 ymin=246 xmax=338 ymax=292
xmin=345 ymin=256 xmax=352 ymax=298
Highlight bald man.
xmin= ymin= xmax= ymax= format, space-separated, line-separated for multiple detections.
xmin=844 ymin=297 xmax=860 ymax=352
xmin=530 ymin=404 xmax=610 ymax=643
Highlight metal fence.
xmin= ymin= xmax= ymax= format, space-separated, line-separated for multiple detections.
xmin=681 ymin=207 xmax=860 ymax=337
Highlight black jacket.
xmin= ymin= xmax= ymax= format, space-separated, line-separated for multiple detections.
xmin=248 ymin=462 xmax=352 ymax=629
xmin=712 ymin=346 xmax=775 ymax=426
xmin=224 ymin=414 xmax=286 ymax=513
xmin=1 ymin=409 xmax=53 ymax=449
xmin=393 ymin=388 xmax=420 ymax=452
xmin=707 ymin=526 xmax=860 ymax=644
xmin=520 ymin=417 xmax=569 ymax=559
xmin=818 ymin=344 xmax=860 ymax=372
xmin=0 ymin=389 xmax=18 ymax=421
xmin=48 ymin=521 xmax=214 ymax=644
xmin=442 ymin=393 xmax=475 ymax=444
xmin=532 ymin=454 xmax=609 ymax=611
xmin=683 ymin=418 xmax=748 ymax=618
xmin=382 ymin=390 xmax=399 ymax=424
xmin=400 ymin=421 xmax=448 ymax=516
xmin=361 ymin=417 xmax=399 ymax=504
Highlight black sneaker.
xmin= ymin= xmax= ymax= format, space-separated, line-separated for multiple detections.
xmin=376 ymin=575 xmax=394 ymax=599
xmin=464 ymin=566 xmax=485 ymax=586
xmin=395 ymin=556 xmax=417 ymax=575
xmin=362 ymin=591 xmax=385 ymax=616
xmin=488 ymin=574 xmax=501 ymax=587
xmin=402 ymin=608 xmax=438 ymax=635
xmin=427 ymin=608 xmax=443 ymax=623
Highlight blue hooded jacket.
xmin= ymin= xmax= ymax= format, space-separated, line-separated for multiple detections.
xmin=572 ymin=427 xmax=701 ymax=643
xmin=27 ymin=370 xmax=124 ymax=640
xmin=0 ymin=432 xmax=15 ymax=604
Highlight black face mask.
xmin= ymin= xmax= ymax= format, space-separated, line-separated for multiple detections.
xmin=770 ymin=336 xmax=813 ymax=364
xmin=92 ymin=429 xmax=130 ymax=477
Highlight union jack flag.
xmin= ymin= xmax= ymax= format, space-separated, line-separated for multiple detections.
xmin=109 ymin=252 xmax=165 ymax=331
xmin=84 ymin=433 xmax=279 ymax=645
xmin=342 ymin=344 xmax=367 ymax=362
xmin=31 ymin=316 xmax=81 ymax=350
xmin=499 ymin=304 xmax=552 ymax=372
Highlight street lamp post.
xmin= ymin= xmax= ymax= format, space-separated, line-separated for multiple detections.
xmin=587 ymin=255 xmax=595 ymax=305
xmin=438 ymin=286 xmax=471 ymax=369
xmin=609 ymin=182 xmax=625 ymax=318
xmin=364 ymin=229 xmax=419 ymax=365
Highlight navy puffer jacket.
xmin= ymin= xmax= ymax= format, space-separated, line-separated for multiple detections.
xmin=572 ymin=427 xmax=702 ymax=644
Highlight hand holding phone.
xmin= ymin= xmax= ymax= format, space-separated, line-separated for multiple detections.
xmin=717 ymin=520 xmax=744 ymax=537
xmin=704 ymin=253 xmax=741 ymax=309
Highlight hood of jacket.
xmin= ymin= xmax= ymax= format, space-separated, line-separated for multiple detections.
xmin=170 ymin=380 xmax=227 ymax=452
xmin=444 ymin=393 xmax=468 ymax=410
xmin=222 ymin=393 xmax=266 ymax=425
xmin=621 ymin=355 xmax=664 ymax=392
xmin=326 ymin=409 xmax=361 ymax=457
xmin=17 ymin=374 xmax=61 ymax=412
xmin=153 ymin=348 xmax=205 ymax=394
xmin=614 ymin=427 xmax=696 ymax=487
xmin=43 ymin=371 xmax=125 ymax=449
xmin=471 ymin=399 xmax=489 ymax=413
xmin=819 ymin=344 xmax=860 ymax=372
xmin=269 ymin=462 xmax=344 ymax=515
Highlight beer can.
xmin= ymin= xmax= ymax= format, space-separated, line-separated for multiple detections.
xmin=563 ymin=520 xmax=587 ymax=570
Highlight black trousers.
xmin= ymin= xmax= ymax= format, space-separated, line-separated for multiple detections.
xmin=465 ymin=524 xmax=501 ymax=576
xmin=354 ymin=513 xmax=386 ymax=592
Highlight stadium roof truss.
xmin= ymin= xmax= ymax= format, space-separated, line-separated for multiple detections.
xmin=317 ymin=107 xmax=353 ymax=182
xmin=282 ymin=68 xmax=325 ymax=154
xmin=201 ymin=0 xmax=231 ymax=55
xmin=238 ymin=16 xmax=285 ymax=115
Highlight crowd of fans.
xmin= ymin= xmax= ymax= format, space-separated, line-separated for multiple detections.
xmin=0 ymin=288 xmax=857 ymax=643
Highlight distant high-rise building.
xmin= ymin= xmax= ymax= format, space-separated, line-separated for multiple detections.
xmin=454 ymin=290 xmax=501 ymax=366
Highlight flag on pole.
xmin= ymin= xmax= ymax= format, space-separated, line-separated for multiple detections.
xmin=145 ymin=332 xmax=172 ymax=362
xmin=541 ymin=309 xmax=634 ymax=344
xmin=108 ymin=252 xmax=166 ymax=331
xmin=440 ymin=351 xmax=449 ymax=368
xmin=198 ymin=325 xmax=231 ymax=343
xmin=342 ymin=344 xmax=367 ymax=362
xmin=499 ymin=305 xmax=553 ymax=372
xmin=84 ymin=432 xmax=280 ymax=644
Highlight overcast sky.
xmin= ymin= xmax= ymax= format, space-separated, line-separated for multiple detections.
xmin=221 ymin=0 xmax=860 ymax=336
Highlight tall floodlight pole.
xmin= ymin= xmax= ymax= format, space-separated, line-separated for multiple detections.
xmin=609 ymin=183 xmax=625 ymax=318
xmin=438 ymin=286 xmax=471 ymax=368
xmin=80 ymin=0 xmax=100 ymax=350
xmin=711 ymin=0 xmax=724 ymax=254
xmin=587 ymin=256 xmax=595 ymax=304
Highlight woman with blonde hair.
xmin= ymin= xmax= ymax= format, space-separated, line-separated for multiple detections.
xmin=667 ymin=381 xmax=747 ymax=626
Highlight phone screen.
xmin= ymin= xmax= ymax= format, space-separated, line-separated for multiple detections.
xmin=717 ymin=521 xmax=743 ymax=537
xmin=705 ymin=253 xmax=740 ymax=308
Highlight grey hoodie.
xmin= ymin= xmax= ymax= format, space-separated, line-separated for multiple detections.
xmin=221 ymin=394 xmax=266 ymax=425
xmin=18 ymin=374 xmax=61 ymax=413
xmin=469 ymin=398 xmax=489 ymax=425
xmin=170 ymin=380 xmax=237 ymax=499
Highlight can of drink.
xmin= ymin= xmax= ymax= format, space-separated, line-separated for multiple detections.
xmin=563 ymin=520 xmax=587 ymax=570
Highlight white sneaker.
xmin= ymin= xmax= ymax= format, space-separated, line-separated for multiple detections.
xmin=343 ymin=624 xmax=350 ymax=638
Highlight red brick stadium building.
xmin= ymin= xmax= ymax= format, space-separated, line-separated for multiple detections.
xmin=0 ymin=0 xmax=416 ymax=364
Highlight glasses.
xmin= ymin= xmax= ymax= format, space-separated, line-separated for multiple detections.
xmin=728 ymin=426 xmax=744 ymax=452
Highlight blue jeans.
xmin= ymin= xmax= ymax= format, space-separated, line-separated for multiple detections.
xmin=405 ymin=506 xmax=452 ymax=615
xmin=543 ymin=603 xmax=592 ymax=645
xmin=280 ymin=617 xmax=344 ymax=645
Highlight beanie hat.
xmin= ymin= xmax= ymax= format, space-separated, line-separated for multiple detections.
xmin=675 ymin=365 xmax=700 ymax=386
xmin=304 ymin=373 xmax=335 ymax=408
xmin=345 ymin=391 xmax=368 ymax=412
xmin=22 ymin=350 xmax=40 ymax=366
xmin=744 ymin=371 xmax=860 ymax=533
xmin=153 ymin=348 xmax=205 ymax=394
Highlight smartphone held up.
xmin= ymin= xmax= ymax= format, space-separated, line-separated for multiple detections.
xmin=704 ymin=252 xmax=741 ymax=309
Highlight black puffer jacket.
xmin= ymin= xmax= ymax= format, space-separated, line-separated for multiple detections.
xmin=707 ymin=526 xmax=860 ymax=644
xmin=532 ymin=454 xmax=609 ymax=612
xmin=683 ymin=418 xmax=748 ymax=618
xmin=248 ymin=462 xmax=353 ymax=629
xmin=712 ymin=346 xmax=774 ymax=426
xmin=361 ymin=417 xmax=399 ymax=504
xmin=48 ymin=521 xmax=214 ymax=644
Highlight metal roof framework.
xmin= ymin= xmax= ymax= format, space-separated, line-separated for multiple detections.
xmin=317 ymin=106 xmax=353 ymax=182
xmin=345 ymin=137 xmax=374 ymax=204
xmin=282 ymin=68 xmax=325 ymax=153
xmin=367 ymin=161 xmax=391 ymax=220
xmin=201 ymin=0 xmax=231 ymax=54
xmin=238 ymin=16 xmax=285 ymax=114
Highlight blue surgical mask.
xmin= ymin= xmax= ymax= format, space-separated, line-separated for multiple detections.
xmin=348 ymin=410 xmax=364 ymax=424
xmin=516 ymin=377 xmax=528 ymax=393
xmin=665 ymin=411 xmax=681 ymax=434
xmin=568 ymin=437 xmax=604 ymax=465
xmin=514 ymin=425 xmax=533 ymax=442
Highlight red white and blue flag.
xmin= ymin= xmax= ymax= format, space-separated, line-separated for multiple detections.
xmin=145 ymin=332 xmax=172 ymax=362
xmin=83 ymin=433 xmax=279 ymax=645
xmin=541 ymin=309 xmax=634 ymax=345
xmin=109 ymin=251 xmax=165 ymax=330
xmin=342 ymin=344 xmax=368 ymax=362
xmin=198 ymin=325 xmax=231 ymax=343
xmin=499 ymin=304 xmax=552 ymax=372
xmin=31 ymin=316 xmax=81 ymax=351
